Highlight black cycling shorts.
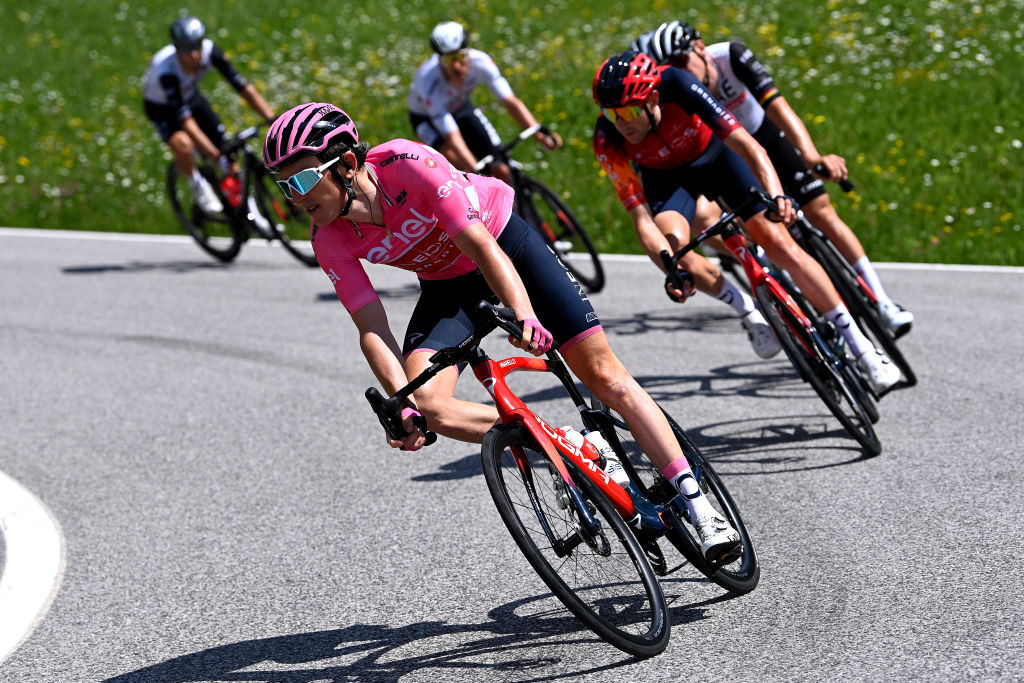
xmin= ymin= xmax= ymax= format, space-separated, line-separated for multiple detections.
xmin=641 ymin=137 xmax=770 ymax=221
xmin=753 ymin=119 xmax=826 ymax=206
xmin=143 ymin=93 xmax=227 ymax=151
xmin=402 ymin=212 xmax=601 ymax=357
xmin=409 ymin=102 xmax=502 ymax=160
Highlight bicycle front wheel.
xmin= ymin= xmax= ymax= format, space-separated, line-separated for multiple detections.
xmin=519 ymin=178 xmax=605 ymax=293
xmin=481 ymin=423 xmax=669 ymax=657
xmin=590 ymin=400 xmax=760 ymax=595
xmin=252 ymin=167 xmax=318 ymax=267
xmin=166 ymin=163 xmax=243 ymax=262
xmin=755 ymin=282 xmax=882 ymax=455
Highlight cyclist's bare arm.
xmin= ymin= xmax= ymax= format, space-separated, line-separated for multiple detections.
xmin=629 ymin=203 xmax=677 ymax=270
xmin=352 ymin=300 xmax=426 ymax=449
xmin=239 ymin=83 xmax=275 ymax=122
xmin=452 ymin=222 xmax=545 ymax=354
xmin=181 ymin=116 xmax=223 ymax=162
xmin=764 ymin=96 xmax=847 ymax=181
xmin=439 ymin=129 xmax=479 ymax=173
xmin=499 ymin=95 xmax=562 ymax=149
xmin=721 ymin=128 xmax=795 ymax=223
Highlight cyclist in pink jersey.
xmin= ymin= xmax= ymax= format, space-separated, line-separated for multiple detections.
xmin=264 ymin=101 xmax=743 ymax=561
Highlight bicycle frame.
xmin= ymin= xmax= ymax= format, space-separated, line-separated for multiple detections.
xmin=468 ymin=347 xmax=672 ymax=539
xmin=664 ymin=203 xmax=845 ymax=371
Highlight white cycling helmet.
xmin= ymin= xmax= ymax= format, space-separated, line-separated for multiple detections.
xmin=430 ymin=21 xmax=468 ymax=54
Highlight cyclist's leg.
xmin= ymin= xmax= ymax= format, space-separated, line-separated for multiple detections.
xmin=400 ymin=272 xmax=501 ymax=442
xmin=500 ymin=214 xmax=739 ymax=549
xmin=145 ymin=100 xmax=196 ymax=177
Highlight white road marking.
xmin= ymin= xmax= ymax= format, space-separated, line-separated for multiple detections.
xmin=0 ymin=471 xmax=66 ymax=665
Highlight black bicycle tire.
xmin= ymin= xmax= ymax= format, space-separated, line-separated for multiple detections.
xmin=764 ymin=264 xmax=880 ymax=425
xmin=803 ymin=231 xmax=916 ymax=387
xmin=755 ymin=282 xmax=882 ymax=455
xmin=590 ymin=400 xmax=760 ymax=594
xmin=519 ymin=177 xmax=605 ymax=293
xmin=251 ymin=165 xmax=319 ymax=267
xmin=481 ymin=423 xmax=669 ymax=657
xmin=166 ymin=163 xmax=243 ymax=262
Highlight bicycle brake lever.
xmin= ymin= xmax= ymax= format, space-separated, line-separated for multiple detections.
xmin=813 ymin=163 xmax=855 ymax=192
xmin=364 ymin=388 xmax=437 ymax=447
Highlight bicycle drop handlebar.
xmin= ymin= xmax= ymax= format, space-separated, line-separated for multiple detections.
xmin=364 ymin=302 xmax=531 ymax=447
xmin=660 ymin=188 xmax=786 ymax=292
xmin=813 ymin=163 xmax=855 ymax=193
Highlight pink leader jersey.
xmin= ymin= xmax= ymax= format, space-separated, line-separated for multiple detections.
xmin=311 ymin=139 xmax=515 ymax=314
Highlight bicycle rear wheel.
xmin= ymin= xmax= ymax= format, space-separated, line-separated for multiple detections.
xmin=252 ymin=166 xmax=318 ymax=267
xmin=755 ymin=282 xmax=882 ymax=455
xmin=519 ymin=178 xmax=605 ymax=293
xmin=802 ymin=229 xmax=916 ymax=387
xmin=481 ymin=423 xmax=669 ymax=657
xmin=590 ymin=400 xmax=760 ymax=595
xmin=166 ymin=163 xmax=243 ymax=262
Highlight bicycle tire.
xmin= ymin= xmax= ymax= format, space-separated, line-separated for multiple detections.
xmin=802 ymin=230 xmax=916 ymax=387
xmin=764 ymin=265 xmax=880 ymax=425
xmin=519 ymin=177 xmax=605 ymax=293
xmin=166 ymin=163 xmax=243 ymax=262
xmin=252 ymin=166 xmax=318 ymax=267
xmin=590 ymin=400 xmax=760 ymax=595
xmin=481 ymin=423 xmax=669 ymax=657
xmin=755 ymin=282 xmax=882 ymax=455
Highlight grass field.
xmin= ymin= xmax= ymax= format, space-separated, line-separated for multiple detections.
xmin=1 ymin=0 xmax=1021 ymax=264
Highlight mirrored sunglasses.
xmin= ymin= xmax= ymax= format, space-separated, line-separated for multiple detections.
xmin=602 ymin=106 xmax=645 ymax=124
xmin=441 ymin=49 xmax=469 ymax=67
xmin=275 ymin=157 xmax=340 ymax=199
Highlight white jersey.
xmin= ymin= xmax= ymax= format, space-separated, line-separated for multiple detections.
xmin=406 ymin=48 xmax=514 ymax=137
xmin=142 ymin=40 xmax=246 ymax=114
xmin=704 ymin=41 xmax=781 ymax=135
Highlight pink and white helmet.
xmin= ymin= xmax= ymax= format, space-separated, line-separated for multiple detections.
xmin=263 ymin=102 xmax=359 ymax=172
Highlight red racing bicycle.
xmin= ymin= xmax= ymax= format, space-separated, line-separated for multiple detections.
xmin=366 ymin=302 xmax=758 ymax=657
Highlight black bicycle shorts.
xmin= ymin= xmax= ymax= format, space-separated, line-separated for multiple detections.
xmin=640 ymin=137 xmax=770 ymax=221
xmin=144 ymin=94 xmax=227 ymax=151
xmin=753 ymin=119 xmax=827 ymax=206
xmin=402 ymin=212 xmax=601 ymax=357
xmin=409 ymin=102 xmax=502 ymax=160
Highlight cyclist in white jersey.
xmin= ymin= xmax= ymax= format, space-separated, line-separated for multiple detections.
xmin=407 ymin=21 xmax=562 ymax=186
xmin=143 ymin=16 xmax=275 ymax=213
xmin=634 ymin=21 xmax=913 ymax=334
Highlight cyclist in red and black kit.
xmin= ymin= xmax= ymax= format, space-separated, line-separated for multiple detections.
xmin=635 ymin=20 xmax=914 ymax=334
xmin=592 ymin=51 xmax=901 ymax=393
xmin=143 ymin=16 xmax=275 ymax=214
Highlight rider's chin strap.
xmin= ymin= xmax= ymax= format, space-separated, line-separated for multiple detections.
xmin=330 ymin=166 xmax=357 ymax=217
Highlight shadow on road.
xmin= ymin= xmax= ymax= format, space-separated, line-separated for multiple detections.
xmin=102 ymin=589 xmax=728 ymax=682
xmin=61 ymin=260 xmax=282 ymax=275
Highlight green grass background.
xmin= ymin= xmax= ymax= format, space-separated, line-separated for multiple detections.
xmin=2 ymin=0 xmax=1021 ymax=264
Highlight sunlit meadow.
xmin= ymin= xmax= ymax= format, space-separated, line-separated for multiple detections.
xmin=1 ymin=0 xmax=1021 ymax=264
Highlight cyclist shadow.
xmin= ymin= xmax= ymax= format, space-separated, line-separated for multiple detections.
xmin=102 ymin=592 xmax=715 ymax=681
xmin=61 ymin=260 xmax=274 ymax=275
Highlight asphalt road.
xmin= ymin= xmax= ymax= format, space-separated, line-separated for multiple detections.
xmin=1 ymin=229 xmax=1022 ymax=682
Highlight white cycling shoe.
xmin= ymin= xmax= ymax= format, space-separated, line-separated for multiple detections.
xmin=856 ymin=348 xmax=901 ymax=393
xmin=879 ymin=300 xmax=914 ymax=336
xmin=190 ymin=177 xmax=224 ymax=215
xmin=741 ymin=310 xmax=782 ymax=359
xmin=695 ymin=512 xmax=742 ymax=563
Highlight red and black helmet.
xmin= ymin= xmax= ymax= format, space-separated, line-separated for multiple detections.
xmin=592 ymin=50 xmax=661 ymax=107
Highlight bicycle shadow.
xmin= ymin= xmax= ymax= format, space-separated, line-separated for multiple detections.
xmin=102 ymin=590 xmax=720 ymax=682
xmin=316 ymin=282 xmax=421 ymax=303
xmin=601 ymin=309 xmax=739 ymax=337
